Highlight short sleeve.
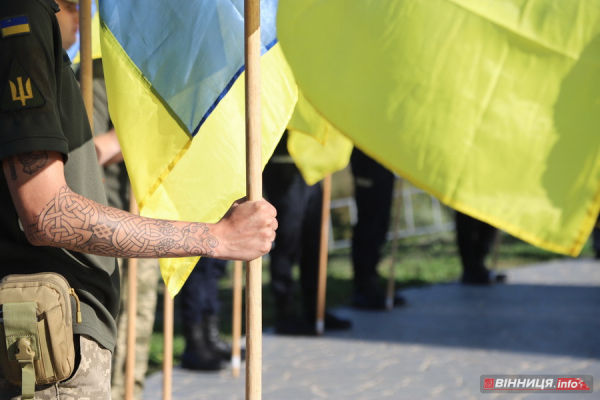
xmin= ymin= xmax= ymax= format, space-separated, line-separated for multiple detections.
xmin=0 ymin=0 xmax=69 ymax=160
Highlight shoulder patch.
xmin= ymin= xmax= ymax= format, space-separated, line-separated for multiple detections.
xmin=2 ymin=60 xmax=45 ymax=111
xmin=1 ymin=15 xmax=31 ymax=39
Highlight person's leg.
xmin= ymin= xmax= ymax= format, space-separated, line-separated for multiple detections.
xmin=110 ymin=258 xmax=127 ymax=400
xmin=593 ymin=213 xmax=600 ymax=259
xmin=54 ymin=335 xmax=112 ymax=399
xmin=456 ymin=211 xmax=500 ymax=284
xmin=0 ymin=336 xmax=111 ymax=400
xmin=111 ymin=258 xmax=160 ymax=400
xmin=131 ymin=259 xmax=160 ymax=397
xmin=196 ymin=258 xmax=233 ymax=361
xmin=263 ymin=161 xmax=313 ymax=334
xmin=180 ymin=257 xmax=226 ymax=371
xmin=350 ymin=148 xmax=402 ymax=309
xmin=299 ymin=181 xmax=352 ymax=330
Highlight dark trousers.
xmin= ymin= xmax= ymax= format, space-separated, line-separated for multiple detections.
xmin=455 ymin=211 xmax=498 ymax=273
xmin=350 ymin=148 xmax=395 ymax=282
xmin=180 ymin=257 xmax=227 ymax=323
xmin=593 ymin=214 xmax=600 ymax=257
xmin=263 ymin=161 xmax=322 ymax=314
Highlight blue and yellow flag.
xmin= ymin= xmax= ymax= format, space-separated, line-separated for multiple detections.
xmin=100 ymin=0 xmax=297 ymax=294
xmin=278 ymin=0 xmax=600 ymax=256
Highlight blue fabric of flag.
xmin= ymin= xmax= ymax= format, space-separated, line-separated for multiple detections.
xmin=100 ymin=0 xmax=279 ymax=138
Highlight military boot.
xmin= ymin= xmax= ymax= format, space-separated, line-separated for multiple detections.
xmin=181 ymin=322 xmax=224 ymax=371
xmin=204 ymin=314 xmax=245 ymax=361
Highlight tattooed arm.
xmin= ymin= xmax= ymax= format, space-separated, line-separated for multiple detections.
xmin=2 ymin=151 xmax=277 ymax=261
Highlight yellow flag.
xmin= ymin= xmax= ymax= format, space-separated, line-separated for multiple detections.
xmin=278 ymin=0 xmax=600 ymax=256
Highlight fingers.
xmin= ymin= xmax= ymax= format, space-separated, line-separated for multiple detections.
xmin=232 ymin=196 xmax=246 ymax=206
xmin=214 ymin=198 xmax=279 ymax=261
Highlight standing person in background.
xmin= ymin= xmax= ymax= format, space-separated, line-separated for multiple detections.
xmin=455 ymin=211 xmax=506 ymax=284
xmin=84 ymin=57 xmax=161 ymax=400
xmin=264 ymin=132 xmax=352 ymax=335
xmin=593 ymin=214 xmax=600 ymax=260
xmin=180 ymin=258 xmax=237 ymax=371
xmin=350 ymin=148 xmax=406 ymax=310
xmin=0 ymin=0 xmax=277 ymax=397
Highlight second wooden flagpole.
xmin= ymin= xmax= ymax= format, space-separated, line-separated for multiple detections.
xmin=124 ymin=193 xmax=139 ymax=400
xmin=316 ymin=175 xmax=332 ymax=334
xmin=244 ymin=0 xmax=262 ymax=399
xmin=386 ymin=177 xmax=402 ymax=310
xmin=163 ymin=288 xmax=174 ymax=400
xmin=79 ymin=0 xmax=93 ymax=128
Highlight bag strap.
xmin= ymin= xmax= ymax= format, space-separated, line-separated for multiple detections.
xmin=3 ymin=302 xmax=38 ymax=400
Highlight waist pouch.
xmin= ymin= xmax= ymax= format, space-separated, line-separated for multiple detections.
xmin=0 ymin=273 xmax=82 ymax=399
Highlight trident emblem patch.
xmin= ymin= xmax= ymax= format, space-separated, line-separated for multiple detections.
xmin=2 ymin=60 xmax=44 ymax=111
xmin=9 ymin=77 xmax=33 ymax=106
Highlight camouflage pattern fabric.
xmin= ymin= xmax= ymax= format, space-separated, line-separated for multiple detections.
xmin=111 ymin=257 xmax=160 ymax=400
xmin=0 ymin=335 xmax=111 ymax=399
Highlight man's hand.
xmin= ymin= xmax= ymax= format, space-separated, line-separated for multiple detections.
xmin=94 ymin=129 xmax=124 ymax=166
xmin=211 ymin=198 xmax=278 ymax=261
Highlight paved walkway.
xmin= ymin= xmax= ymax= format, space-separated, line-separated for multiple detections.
xmin=143 ymin=258 xmax=600 ymax=400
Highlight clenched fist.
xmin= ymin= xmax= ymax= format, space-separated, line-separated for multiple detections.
xmin=210 ymin=198 xmax=278 ymax=261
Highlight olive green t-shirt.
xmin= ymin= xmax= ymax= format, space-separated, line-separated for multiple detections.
xmin=0 ymin=0 xmax=119 ymax=352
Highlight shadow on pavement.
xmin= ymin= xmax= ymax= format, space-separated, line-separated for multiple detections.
xmin=327 ymin=281 xmax=600 ymax=359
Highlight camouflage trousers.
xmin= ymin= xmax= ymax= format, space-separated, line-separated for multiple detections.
xmin=111 ymin=258 xmax=160 ymax=400
xmin=0 ymin=335 xmax=112 ymax=400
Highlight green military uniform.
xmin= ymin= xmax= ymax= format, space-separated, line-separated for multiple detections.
xmin=0 ymin=0 xmax=119 ymax=356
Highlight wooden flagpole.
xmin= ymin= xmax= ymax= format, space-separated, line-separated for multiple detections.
xmin=79 ymin=0 xmax=93 ymax=127
xmin=124 ymin=196 xmax=138 ymax=400
xmin=163 ymin=288 xmax=174 ymax=400
xmin=386 ymin=177 xmax=402 ymax=310
xmin=316 ymin=175 xmax=332 ymax=334
xmin=231 ymin=260 xmax=243 ymax=378
xmin=244 ymin=0 xmax=262 ymax=398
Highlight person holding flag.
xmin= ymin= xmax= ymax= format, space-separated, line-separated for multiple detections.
xmin=0 ymin=0 xmax=277 ymax=398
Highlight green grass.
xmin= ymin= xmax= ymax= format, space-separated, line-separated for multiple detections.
xmin=146 ymin=231 xmax=595 ymax=374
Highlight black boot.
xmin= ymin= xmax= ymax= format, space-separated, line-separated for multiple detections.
xmin=181 ymin=322 xmax=224 ymax=371
xmin=204 ymin=314 xmax=245 ymax=361
xmin=304 ymin=294 xmax=353 ymax=330
xmin=274 ymin=299 xmax=314 ymax=336
xmin=351 ymin=274 xmax=406 ymax=310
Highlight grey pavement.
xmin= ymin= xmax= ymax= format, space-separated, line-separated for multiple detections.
xmin=143 ymin=258 xmax=600 ymax=400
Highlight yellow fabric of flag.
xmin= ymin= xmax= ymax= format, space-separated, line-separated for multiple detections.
xmin=278 ymin=0 xmax=600 ymax=256
xmin=287 ymin=90 xmax=353 ymax=185
xmin=100 ymin=1 xmax=297 ymax=295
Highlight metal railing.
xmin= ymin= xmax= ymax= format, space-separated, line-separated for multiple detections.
xmin=329 ymin=179 xmax=454 ymax=250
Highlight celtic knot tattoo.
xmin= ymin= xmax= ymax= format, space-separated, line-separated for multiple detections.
xmin=26 ymin=186 xmax=219 ymax=258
